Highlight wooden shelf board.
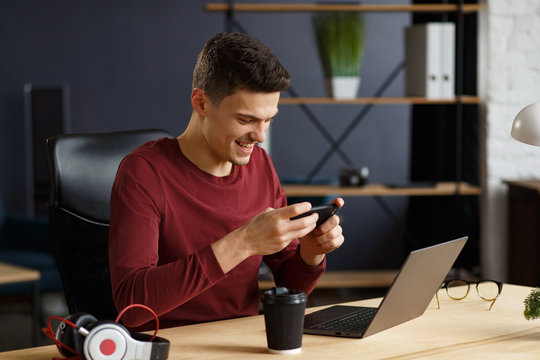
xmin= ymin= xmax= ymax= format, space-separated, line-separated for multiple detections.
xmin=259 ymin=270 xmax=398 ymax=290
xmin=206 ymin=3 xmax=483 ymax=13
xmin=279 ymin=96 xmax=481 ymax=105
xmin=282 ymin=182 xmax=482 ymax=197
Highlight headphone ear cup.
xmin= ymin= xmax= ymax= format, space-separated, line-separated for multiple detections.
xmin=56 ymin=313 xmax=98 ymax=357
xmin=83 ymin=321 xmax=131 ymax=360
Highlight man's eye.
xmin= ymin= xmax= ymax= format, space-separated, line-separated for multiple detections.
xmin=238 ymin=118 xmax=252 ymax=124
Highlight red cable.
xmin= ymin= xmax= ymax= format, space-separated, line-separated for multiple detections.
xmin=115 ymin=303 xmax=160 ymax=342
xmin=41 ymin=315 xmax=82 ymax=360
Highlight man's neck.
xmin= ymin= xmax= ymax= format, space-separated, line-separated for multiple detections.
xmin=177 ymin=123 xmax=233 ymax=177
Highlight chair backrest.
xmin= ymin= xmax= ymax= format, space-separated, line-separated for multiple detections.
xmin=46 ymin=129 xmax=172 ymax=320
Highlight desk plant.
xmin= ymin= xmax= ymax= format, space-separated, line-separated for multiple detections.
xmin=312 ymin=11 xmax=365 ymax=99
xmin=524 ymin=288 xmax=540 ymax=320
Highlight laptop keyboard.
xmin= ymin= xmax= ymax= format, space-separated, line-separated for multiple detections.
xmin=312 ymin=307 xmax=378 ymax=333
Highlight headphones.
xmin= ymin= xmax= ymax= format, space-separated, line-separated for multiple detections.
xmin=51 ymin=310 xmax=170 ymax=360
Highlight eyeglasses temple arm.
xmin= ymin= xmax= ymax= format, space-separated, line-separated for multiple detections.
xmin=488 ymin=296 xmax=499 ymax=311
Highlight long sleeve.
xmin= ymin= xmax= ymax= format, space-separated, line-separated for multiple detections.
xmin=264 ymin=243 xmax=325 ymax=294
xmin=263 ymin=193 xmax=325 ymax=295
xmin=109 ymin=154 xmax=227 ymax=328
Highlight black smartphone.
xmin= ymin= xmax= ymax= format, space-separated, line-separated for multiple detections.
xmin=290 ymin=204 xmax=340 ymax=227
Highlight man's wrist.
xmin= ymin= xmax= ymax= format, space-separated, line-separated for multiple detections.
xmin=299 ymin=246 xmax=325 ymax=266
xmin=211 ymin=227 xmax=252 ymax=273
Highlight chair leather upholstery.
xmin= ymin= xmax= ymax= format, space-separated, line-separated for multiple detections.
xmin=46 ymin=129 xmax=172 ymax=320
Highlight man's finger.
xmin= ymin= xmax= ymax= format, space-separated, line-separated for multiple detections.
xmin=329 ymin=197 xmax=345 ymax=208
xmin=276 ymin=202 xmax=312 ymax=219
xmin=289 ymin=212 xmax=318 ymax=231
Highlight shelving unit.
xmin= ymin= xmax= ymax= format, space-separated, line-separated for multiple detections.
xmin=206 ymin=0 xmax=483 ymax=279
xmin=206 ymin=1 xmax=483 ymax=199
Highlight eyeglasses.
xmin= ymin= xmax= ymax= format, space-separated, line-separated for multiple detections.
xmin=435 ymin=279 xmax=503 ymax=311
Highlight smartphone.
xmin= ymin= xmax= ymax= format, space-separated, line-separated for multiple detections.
xmin=290 ymin=204 xmax=340 ymax=227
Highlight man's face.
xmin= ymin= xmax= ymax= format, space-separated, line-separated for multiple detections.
xmin=201 ymin=89 xmax=280 ymax=168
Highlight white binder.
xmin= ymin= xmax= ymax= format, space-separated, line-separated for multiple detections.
xmin=405 ymin=22 xmax=455 ymax=99
xmin=440 ymin=22 xmax=455 ymax=99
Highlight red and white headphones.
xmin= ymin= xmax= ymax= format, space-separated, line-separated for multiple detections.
xmin=44 ymin=304 xmax=170 ymax=360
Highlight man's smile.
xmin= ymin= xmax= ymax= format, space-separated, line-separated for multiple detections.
xmin=236 ymin=140 xmax=255 ymax=150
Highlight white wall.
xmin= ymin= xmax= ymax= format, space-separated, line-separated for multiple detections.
xmin=481 ymin=0 xmax=540 ymax=280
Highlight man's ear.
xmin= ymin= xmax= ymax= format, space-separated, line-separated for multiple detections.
xmin=191 ymin=88 xmax=207 ymax=115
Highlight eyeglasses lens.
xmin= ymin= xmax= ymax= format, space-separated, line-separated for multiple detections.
xmin=477 ymin=281 xmax=500 ymax=300
xmin=446 ymin=279 xmax=468 ymax=299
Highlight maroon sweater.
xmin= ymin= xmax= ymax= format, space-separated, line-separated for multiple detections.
xmin=109 ymin=138 xmax=324 ymax=330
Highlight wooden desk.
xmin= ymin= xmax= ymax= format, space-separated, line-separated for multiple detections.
xmin=0 ymin=262 xmax=41 ymax=347
xmin=3 ymin=284 xmax=539 ymax=359
xmin=0 ymin=262 xmax=41 ymax=284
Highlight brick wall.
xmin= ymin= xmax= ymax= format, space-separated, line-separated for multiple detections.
xmin=481 ymin=0 xmax=540 ymax=280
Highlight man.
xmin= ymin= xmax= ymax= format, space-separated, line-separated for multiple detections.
xmin=109 ymin=32 xmax=344 ymax=330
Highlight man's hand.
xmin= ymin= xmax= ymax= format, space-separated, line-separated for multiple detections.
xmin=240 ymin=202 xmax=319 ymax=256
xmin=212 ymin=202 xmax=318 ymax=273
xmin=298 ymin=198 xmax=345 ymax=266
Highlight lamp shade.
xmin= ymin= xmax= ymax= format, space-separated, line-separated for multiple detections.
xmin=511 ymin=102 xmax=540 ymax=146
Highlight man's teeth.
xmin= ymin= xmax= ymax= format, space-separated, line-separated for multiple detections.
xmin=237 ymin=142 xmax=254 ymax=149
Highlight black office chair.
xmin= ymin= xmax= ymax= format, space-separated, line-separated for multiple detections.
xmin=46 ymin=129 xmax=172 ymax=320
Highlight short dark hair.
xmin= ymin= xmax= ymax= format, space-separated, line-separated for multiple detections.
xmin=192 ymin=33 xmax=291 ymax=104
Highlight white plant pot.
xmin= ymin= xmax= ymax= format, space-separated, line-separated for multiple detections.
xmin=326 ymin=76 xmax=361 ymax=100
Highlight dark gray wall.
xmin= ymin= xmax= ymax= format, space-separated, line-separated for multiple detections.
xmin=0 ymin=1 xmax=411 ymax=270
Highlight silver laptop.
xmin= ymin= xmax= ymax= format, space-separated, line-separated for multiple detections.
xmin=304 ymin=236 xmax=468 ymax=338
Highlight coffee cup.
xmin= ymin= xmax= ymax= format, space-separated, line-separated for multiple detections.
xmin=261 ymin=287 xmax=308 ymax=354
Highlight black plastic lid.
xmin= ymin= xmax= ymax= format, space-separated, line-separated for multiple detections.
xmin=261 ymin=287 xmax=307 ymax=305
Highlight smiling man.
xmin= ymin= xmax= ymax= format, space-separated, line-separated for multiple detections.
xmin=108 ymin=33 xmax=344 ymax=330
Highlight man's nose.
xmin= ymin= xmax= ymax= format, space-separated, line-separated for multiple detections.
xmin=250 ymin=121 xmax=267 ymax=143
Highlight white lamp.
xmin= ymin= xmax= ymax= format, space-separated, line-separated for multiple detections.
xmin=511 ymin=102 xmax=540 ymax=146
xmin=511 ymin=102 xmax=540 ymax=314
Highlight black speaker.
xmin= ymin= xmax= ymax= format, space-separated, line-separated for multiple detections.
xmin=24 ymin=84 xmax=70 ymax=215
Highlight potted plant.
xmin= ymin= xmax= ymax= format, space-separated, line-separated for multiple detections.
xmin=312 ymin=11 xmax=366 ymax=99
xmin=524 ymin=288 xmax=540 ymax=320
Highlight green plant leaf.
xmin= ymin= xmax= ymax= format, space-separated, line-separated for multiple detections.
xmin=524 ymin=287 xmax=540 ymax=320
xmin=312 ymin=11 xmax=366 ymax=77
